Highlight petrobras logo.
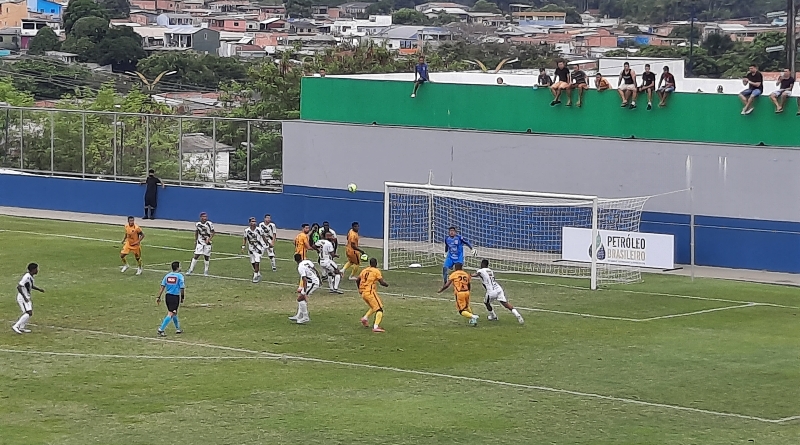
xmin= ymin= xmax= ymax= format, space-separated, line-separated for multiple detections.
xmin=167 ymin=276 xmax=178 ymax=284
xmin=562 ymin=227 xmax=674 ymax=270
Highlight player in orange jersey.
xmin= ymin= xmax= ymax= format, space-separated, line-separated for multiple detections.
xmin=120 ymin=216 xmax=145 ymax=275
xmin=438 ymin=262 xmax=479 ymax=326
xmin=342 ymin=222 xmax=366 ymax=281
xmin=356 ymin=257 xmax=389 ymax=332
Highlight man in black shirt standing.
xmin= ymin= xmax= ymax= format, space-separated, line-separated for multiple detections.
xmin=738 ymin=64 xmax=763 ymax=115
xmin=769 ymin=68 xmax=795 ymax=113
xmin=566 ymin=64 xmax=588 ymax=107
xmin=142 ymin=169 xmax=165 ymax=220
xmin=550 ymin=60 xmax=570 ymax=106
xmin=638 ymin=64 xmax=657 ymax=110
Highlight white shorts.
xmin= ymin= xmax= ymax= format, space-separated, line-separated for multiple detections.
xmin=300 ymin=280 xmax=320 ymax=297
xmin=17 ymin=294 xmax=32 ymax=312
xmin=194 ymin=243 xmax=212 ymax=257
xmin=320 ymin=259 xmax=339 ymax=274
xmin=249 ymin=252 xmax=263 ymax=264
xmin=619 ymin=84 xmax=636 ymax=91
xmin=484 ymin=288 xmax=507 ymax=304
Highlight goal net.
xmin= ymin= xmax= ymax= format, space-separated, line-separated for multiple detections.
xmin=383 ymin=182 xmax=650 ymax=288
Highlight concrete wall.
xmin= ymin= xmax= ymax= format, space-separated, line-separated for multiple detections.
xmin=283 ymin=120 xmax=800 ymax=273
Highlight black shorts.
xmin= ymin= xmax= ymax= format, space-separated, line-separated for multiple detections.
xmin=165 ymin=294 xmax=181 ymax=312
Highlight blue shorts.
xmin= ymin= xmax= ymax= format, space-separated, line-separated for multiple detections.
xmin=658 ymin=86 xmax=675 ymax=93
xmin=444 ymin=256 xmax=463 ymax=269
xmin=772 ymin=89 xmax=791 ymax=97
xmin=740 ymin=88 xmax=762 ymax=98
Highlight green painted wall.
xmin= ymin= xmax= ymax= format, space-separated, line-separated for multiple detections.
xmin=300 ymin=77 xmax=800 ymax=148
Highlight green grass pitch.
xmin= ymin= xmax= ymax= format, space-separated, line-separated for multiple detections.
xmin=1 ymin=215 xmax=799 ymax=444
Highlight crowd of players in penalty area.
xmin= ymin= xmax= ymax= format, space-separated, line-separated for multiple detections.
xmin=9 ymin=217 xmax=523 ymax=337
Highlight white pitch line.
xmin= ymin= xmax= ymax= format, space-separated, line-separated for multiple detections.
xmin=139 ymin=268 xmax=646 ymax=322
xmin=25 ymin=323 xmax=798 ymax=425
xmin=0 ymin=348 xmax=275 ymax=361
xmin=4 ymin=228 xmax=795 ymax=314
xmin=638 ymin=303 xmax=757 ymax=321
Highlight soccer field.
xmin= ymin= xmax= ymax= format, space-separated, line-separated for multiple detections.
xmin=1 ymin=214 xmax=799 ymax=444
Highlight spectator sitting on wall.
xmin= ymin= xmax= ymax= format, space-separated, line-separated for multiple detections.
xmin=657 ymin=66 xmax=676 ymax=107
xmin=717 ymin=85 xmax=723 ymax=93
xmin=769 ymin=68 xmax=795 ymax=114
xmin=141 ymin=169 xmax=165 ymax=220
xmin=538 ymin=68 xmax=552 ymax=87
xmin=617 ymin=62 xmax=638 ymax=109
xmin=566 ymin=64 xmax=588 ymax=107
xmin=496 ymin=77 xmax=507 ymax=85
xmin=411 ymin=55 xmax=430 ymax=99
xmin=739 ymin=64 xmax=763 ymax=115
xmin=550 ymin=60 xmax=570 ymax=106
xmin=594 ymin=73 xmax=610 ymax=92
xmin=316 ymin=68 xmax=326 ymax=78
xmin=638 ymin=64 xmax=656 ymax=110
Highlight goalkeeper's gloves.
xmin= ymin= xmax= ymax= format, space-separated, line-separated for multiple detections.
xmin=471 ymin=248 xmax=478 ymax=257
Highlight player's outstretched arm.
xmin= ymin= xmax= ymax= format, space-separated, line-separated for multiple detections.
xmin=32 ymin=285 xmax=44 ymax=293
xmin=437 ymin=280 xmax=452 ymax=293
xmin=379 ymin=278 xmax=389 ymax=288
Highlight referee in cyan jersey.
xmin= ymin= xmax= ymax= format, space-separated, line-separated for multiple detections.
xmin=156 ymin=261 xmax=185 ymax=337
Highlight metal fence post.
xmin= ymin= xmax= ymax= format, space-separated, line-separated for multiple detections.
xmin=178 ymin=117 xmax=183 ymax=186
xmin=113 ymin=113 xmax=118 ymax=180
xmin=18 ymin=109 xmax=23 ymax=170
xmin=81 ymin=112 xmax=85 ymax=178
xmin=212 ymin=117 xmax=217 ymax=184
xmin=49 ymin=111 xmax=54 ymax=175
xmin=145 ymin=114 xmax=150 ymax=174
xmin=246 ymin=120 xmax=251 ymax=188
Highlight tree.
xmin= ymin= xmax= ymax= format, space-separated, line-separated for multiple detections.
xmin=702 ymin=33 xmax=734 ymax=57
xmin=61 ymin=36 xmax=97 ymax=62
xmin=285 ymin=0 xmax=313 ymax=18
xmin=472 ymin=0 xmax=501 ymax=13
xmin=0 ymin=77 xmax=34 ymax=106
xmin=366 ymin=0 xmax=392 ymax=15
xmin=392 ymin=8 xmax=428 ymax=25
xmin=27 ymin=27 xmax=61 ymax=55
xmin=137 ymin=52 xmax=248 ymax=89
xmin=63 ymin=0 xmax=108 ymax=34
xmin=98 ymin=0 xmax=130 ymax=19
xmin=96 ymin=34 xmax=146 ymax=67
xmin=70 ymin=16 xmax=109 ymax=41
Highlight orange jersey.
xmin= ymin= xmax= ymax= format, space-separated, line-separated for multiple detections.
xmin=125 ymin=224 xmax=143 ymax=245
xmin=448 ymin=270 xmax=471 ymax=294
xmin=346 ymin=229 xmax=359 ymax=253
xmin=358 ymin=267 xmax=382 ymax=295
xmin=294 ymin=232 xmax=309 ymax=255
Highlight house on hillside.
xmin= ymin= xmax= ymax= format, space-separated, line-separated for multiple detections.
xmin=415 ymin=2 xmax=470 ymax=12
xmin=163 ymin=26 xmax=220 ymax=54
xmin=20 ymin=17 xmax=61 ymax=49
xmin=0 ymin=27 xmax=19 ymax=51
xmin=156 ymin=12 xmax=195 ymax=26
xmin=0 ymin=0 xmax=28 ymax=27
xmin=368 ymin=25 xmax=453 ymax=53
xmin=338 ymin=2 xmax=371 ymax=19
xmin=180 ymin=132 xmax=235 ymax=182
xmin=26 ymin=0 xmax=63 ymax=17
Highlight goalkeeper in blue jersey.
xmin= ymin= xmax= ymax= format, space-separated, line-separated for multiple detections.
xmin=443 ymin=226 xmax=476 ymax=284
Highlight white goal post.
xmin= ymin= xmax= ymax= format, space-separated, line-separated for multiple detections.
xmin=383 ymin=182 xmax=650 ymax=289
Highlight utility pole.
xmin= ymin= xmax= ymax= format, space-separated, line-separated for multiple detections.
xmin=788 ymin=0 xmax=797 ymax=75
xmin=688 ymin=4 xmax=696 ymax=77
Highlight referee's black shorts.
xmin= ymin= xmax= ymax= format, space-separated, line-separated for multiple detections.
xmin=165 ymin=294 xmax=181 ymax=312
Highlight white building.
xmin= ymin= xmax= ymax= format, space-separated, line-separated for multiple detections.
xmin=332 ymin=15 xmax=392 ymax=37
xmin=181 ymin=133 xmax=236 ymax=182
xmin=367 ymin=25 xmax=453 ymax=51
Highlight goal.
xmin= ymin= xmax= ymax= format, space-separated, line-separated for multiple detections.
xmin=383 ymin=182 xmax=650 ymax=289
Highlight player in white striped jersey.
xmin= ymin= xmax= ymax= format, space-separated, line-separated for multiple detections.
xmin=289 ymin=253 xmax=320 ymax=324
xmin=187 ymin=212 xmax=215 ymax=276
xmin=12 ymin=263 xmax=44 ymax=334
xmin=258 ymin=214 xmax=278 ymax=272
xmin=315 ymin=231 xmax=343 ymax=294
xmin=473 ymin=259 xmax=524 ymax=324
xmin=242 ymin=217 xmax=266 ymax=283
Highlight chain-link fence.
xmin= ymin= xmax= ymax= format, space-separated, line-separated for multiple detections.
xmin=0 ymin=106 xmax=283 ymax=191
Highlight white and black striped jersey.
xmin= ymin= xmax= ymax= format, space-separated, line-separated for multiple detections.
xmin=244 ymin=226 xmax=265 ymax=254
xmin=315 ymin=239 xmax=335 ymax=261
xmin=196 ymin=221 xmax=215 ymax=245
xmin=297 ymin=259 xmax=318 ymax=282
xmin=259 ymin=221 xmax=277 ymax=244
xmin=17 ymin=272 xmax=33 ymax=298
xmin=475 ymin=268 xmax=501 ymax=293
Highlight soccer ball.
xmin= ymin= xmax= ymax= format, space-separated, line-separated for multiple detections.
xmin=347 ymin=183 xmax=357 ymax=193
xmin=360 ymin=253 xmax=368 ymax=261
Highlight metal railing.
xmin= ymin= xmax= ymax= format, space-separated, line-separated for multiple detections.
xmin=0 ymin=106 xmax=283 ymax=191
